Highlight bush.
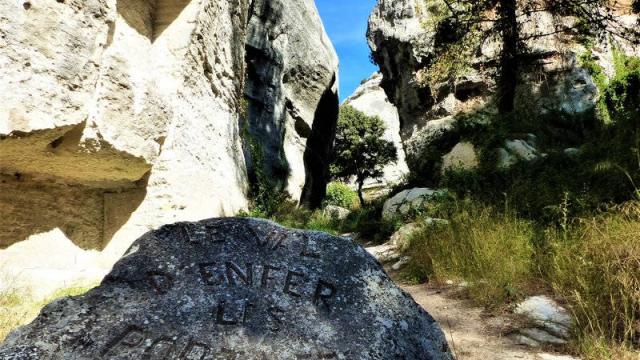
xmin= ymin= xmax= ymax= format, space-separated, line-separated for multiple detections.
xmin=324 ymin=182 xmax=358 ymax=210
xmin=402 ymin=199 xmax=536 ymax=308
xmin=340 ymin=205 xmax=402 ymax=244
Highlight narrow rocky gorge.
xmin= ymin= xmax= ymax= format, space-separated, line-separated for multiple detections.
xmin=244 ymin=0 xmax=339 ymax=207
xmin=2 ymin=0 xmax=640 ymax=358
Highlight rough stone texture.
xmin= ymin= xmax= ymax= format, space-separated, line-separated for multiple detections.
xmin=0 ymin=0 xmax=337 ymax=296
xmin=1 ymin=0 xmax=251 ymax=296
xmin=515 ymin=296 xmax=572 ymax=340
xmin=368 ymin=218 xmax=447 ymax=268
xmin=0 ymin=218 xmax=453 ymax=360
xmin=516 ymin=328 xmax=567 ymax=347
xmin=389 ymin=222 xmax=421 ymax=250
xmin=498 ymin=138 xmax=546 ymax=169
xmin=323 ymin=205 xmax=351 ymax=221
xmin=345 ymin=73 xmax=409 ymax=188
xmin=382 ymin=188 xmax=448 ymax=220
xmin=366 ymin=243 xmax=402 ymax=265
xmin=244 ymin=0 xmax=339 ymax=205
xmin=367 ymin=0 xmax=640 ymax=179
xmin=441 ymin=142 xmax=479 ymax=174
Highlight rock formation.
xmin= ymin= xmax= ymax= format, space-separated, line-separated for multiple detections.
xmin=367 ymin=0 xmax=640 ymax=179
xmin=244 ymin=0 xmax=339 ymax=207
xmin=345 ymin=73 xmax=409 ymax=188
xmin=0 ymin=0 xmax=337 ymax=296
xmin=0 ymin=218 xmax=453 ymax=359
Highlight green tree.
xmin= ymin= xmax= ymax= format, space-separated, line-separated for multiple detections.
xmin=331 ymin=105 xmax=398 ymax=205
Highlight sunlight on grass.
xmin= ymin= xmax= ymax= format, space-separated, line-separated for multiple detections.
xmin=402 ymin=200 xmax=535 ymax=308
xmin=400 ymin=197 xmax=640 ymax=357
xmin=0 ymin=284 xmax=96 ymax=342
xmin=551 ymin=202 xmax=640 ymax=357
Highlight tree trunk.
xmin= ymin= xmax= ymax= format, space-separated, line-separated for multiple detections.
xmin=498 ymin=0 xmax=518 ymax=115
xmin=357 ymin=179 xmax=365 ymax=207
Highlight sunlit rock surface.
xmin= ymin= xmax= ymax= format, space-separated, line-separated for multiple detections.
xmin=367 ymin=0 xmax=640 ymax=178
xmin=244 ymin=0 xmax=339 ymax=206
xmin=0 ymin=0 xmax=338 ymax=297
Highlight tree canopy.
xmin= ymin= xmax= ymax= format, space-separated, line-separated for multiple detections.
xmin=331 ymin=105 xmax=398 ymax=205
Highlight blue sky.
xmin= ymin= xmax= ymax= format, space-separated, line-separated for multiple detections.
xmin=316 ymin=0 xmax=379 ymax=101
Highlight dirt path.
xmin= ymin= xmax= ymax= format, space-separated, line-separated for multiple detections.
xmin=402 ymin=284 xmax=579 ymax=360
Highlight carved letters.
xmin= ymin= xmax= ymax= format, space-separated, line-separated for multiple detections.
xmin=283 ymin=270 xmax=305 ymax=297
xmin=101 ymin=325 xmax=144 ymax=357
xmin=215 ymin=300 xmax=253 ymax=326
xmin=299 ymin=234 xmax=320 ymax=259
xmin=195 ymin=261 xmax=336 ymax=308
xmin=102 ymin=325 xmax=337 ymax=359
xmin=127 ymin=223 xmax=339 ymax=358
xmin=181 ymin=224 xmax=225 ymax=245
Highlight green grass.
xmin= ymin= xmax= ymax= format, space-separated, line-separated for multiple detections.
xmin=0 ymin=284 xmax=96 ymax=342
xmin=324 ymin=182 xmax=359 ymax=210
xmin=243 ymin=197 xmax=401 ymax=245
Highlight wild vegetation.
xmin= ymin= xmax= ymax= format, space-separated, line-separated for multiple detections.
xmin=244 ymin=21 xmax=640 ymax=360
xmin=395 ymin=194 xmax=640 ymax=359
xmin=400 ymin=38 xmax=640 ymax=357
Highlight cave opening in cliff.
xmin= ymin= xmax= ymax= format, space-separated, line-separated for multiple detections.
xmin=117 ymin=0 xmax=193 ymax=42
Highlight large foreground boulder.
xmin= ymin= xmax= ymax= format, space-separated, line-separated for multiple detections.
xmin=0 ymin=218 xmax=453 ymax=359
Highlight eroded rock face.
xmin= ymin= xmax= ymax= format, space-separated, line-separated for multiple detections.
xmin=0 ymin=0 xmax=338 ymax=295
xmin=0 ymin=218 xmax=453 ymax=360
xmin=367 ymin=0 xmax=640 ymax=178
xmin=345 ymin=73 xmax=409 ymax=188
xmin=244 ymin=0 xmax=339 ymax=206
xmin=1 ymin=0 xmax=250 ymax=252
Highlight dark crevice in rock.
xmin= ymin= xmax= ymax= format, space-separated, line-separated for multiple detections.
xmin=242 ymin=0 xmax=292 ymax=200
xmin=300 ymin=75 xmax=339 ymax=209
xmin=370 ymin=34 xmax=433 ymax=134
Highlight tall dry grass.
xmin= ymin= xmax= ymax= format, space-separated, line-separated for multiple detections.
xmin=403 ymin=198 xmax=640 ymax=358
xmin=550 ymin=201 xmax=640 ymax=358
xmin=403 ymin=200 xmax=535 ymax=308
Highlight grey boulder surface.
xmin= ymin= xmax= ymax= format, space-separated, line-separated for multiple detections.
xmin=0 ymin=218 xmax=452 ymax=360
